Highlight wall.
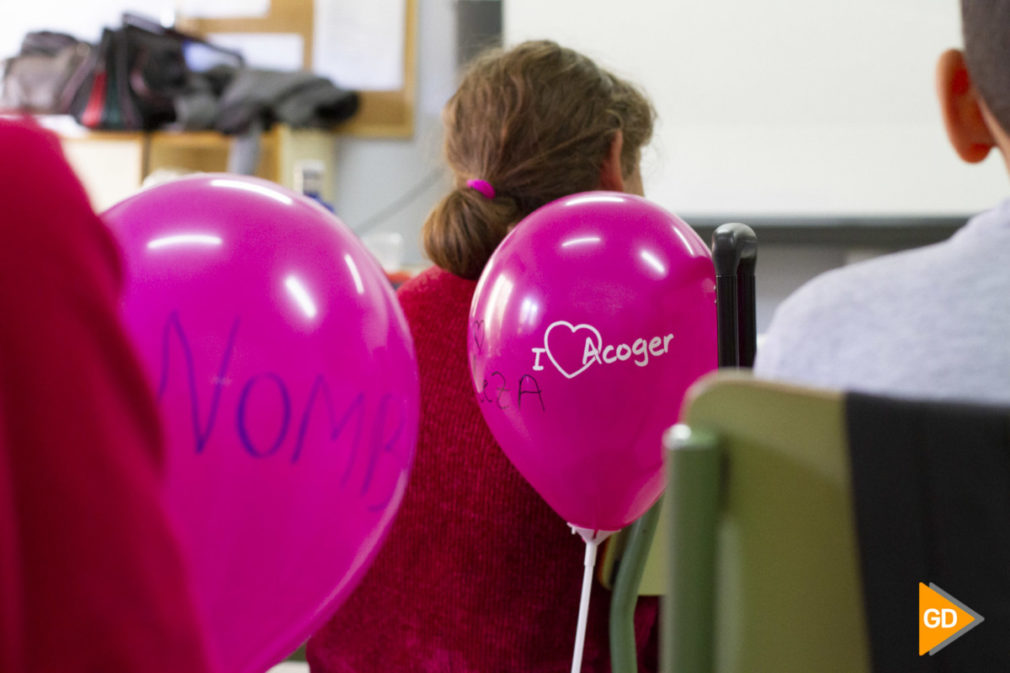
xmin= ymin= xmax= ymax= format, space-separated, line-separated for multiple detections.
xmin=504 ymin=0 xmax=1006 ymax=216
xmin=0 ymin=1 xmax=174 ymax=57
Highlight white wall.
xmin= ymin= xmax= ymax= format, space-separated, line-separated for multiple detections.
xmin=504 ymin=0 xmax=1007 ymax=217
xmin=0 ymin=1 xmax=174 ymax=57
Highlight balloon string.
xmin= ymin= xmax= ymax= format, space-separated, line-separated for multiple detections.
xmin=571 ymin=538 xmax=599 ymax=673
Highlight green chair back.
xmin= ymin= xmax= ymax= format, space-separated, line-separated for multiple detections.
xmin=609 ymin=372 xmax=872 ymax=672
xmin=662 ymin=372 xmax=870 ymax=673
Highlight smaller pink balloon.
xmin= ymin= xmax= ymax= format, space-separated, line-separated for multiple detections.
xmin=468 ymin=192 xmax=717 ymax=531
xmin=104 ymin=175 xmax=419 ymax=673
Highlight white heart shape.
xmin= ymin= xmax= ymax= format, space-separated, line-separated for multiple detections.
xmin=543 ymin=320 xmax=603 ymax=379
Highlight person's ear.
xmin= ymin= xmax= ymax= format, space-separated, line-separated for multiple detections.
xmin=599 ymin=130 xmax=625 ymax=191
xmin=936 ymin=48 xmax=995 ymax=163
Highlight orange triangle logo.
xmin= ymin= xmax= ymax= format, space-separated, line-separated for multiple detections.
xmin=919 ymin=582 xmax=984 ymax=655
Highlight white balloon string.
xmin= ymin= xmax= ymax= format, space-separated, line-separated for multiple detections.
xmin=571 ymin=537 xmax=599 ymax=673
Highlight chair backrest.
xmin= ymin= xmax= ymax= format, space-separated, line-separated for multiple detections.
xmin=613 ymin=371 xmax=1010 ymax=672
xmin=663 ymin=372 xmax=870 ymax=673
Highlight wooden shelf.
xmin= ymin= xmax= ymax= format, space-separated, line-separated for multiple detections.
xmin=146 ymin=130 xmax=276 ymax=150
xmin=57 ymin=123 xmax=336 ymax=212
xmin=58 ymin=130 xmax=145 ymax=143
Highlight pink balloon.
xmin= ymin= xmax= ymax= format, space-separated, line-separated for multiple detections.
xmin=104 ymin=175 xmax=419 ymax=673
xmin=468 ymin=192 xmax=716 ymax=531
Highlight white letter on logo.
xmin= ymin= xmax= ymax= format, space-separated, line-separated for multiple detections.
xmin=531 ymin=347 xmax=546 ymax=371
xmin=583 ymin=337 xmax=602 ymax=366
xmin=632 ymin=338 xmax=649 ymax=367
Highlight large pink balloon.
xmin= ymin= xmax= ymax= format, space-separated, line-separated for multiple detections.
xmin=104 ymin=175 xmax=419 ymax=673
xmin=468 ymin=192 xmax=716 ymax=532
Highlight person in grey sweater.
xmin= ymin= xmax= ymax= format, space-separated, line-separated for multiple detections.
xmin=755 ymin=0 xmax=1010 ymax=404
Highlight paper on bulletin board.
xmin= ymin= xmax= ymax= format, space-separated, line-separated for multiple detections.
xmin=177 ymin=0 xmax=269 ymax=18
xmin=312 ymin=0 xmax=405 ymax=91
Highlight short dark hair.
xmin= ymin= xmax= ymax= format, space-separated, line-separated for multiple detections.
xmin=961 ymin=0 xmax=1010 ymax=134
xmin=423 ymin=41 xmax=655 ymax=280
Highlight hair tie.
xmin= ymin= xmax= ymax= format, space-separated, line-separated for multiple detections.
xmin=466 ymin=179 xmax=496 ymax=200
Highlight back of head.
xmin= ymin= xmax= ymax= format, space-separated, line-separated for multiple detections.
xmin=424 ymin=40 xmax=655 ymax=279
xmin=961 ymin=0 xmax=1010 ymax=135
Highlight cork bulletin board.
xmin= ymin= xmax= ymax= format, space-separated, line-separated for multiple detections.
xmin=178 ymin=0 xmax=416 ymax=138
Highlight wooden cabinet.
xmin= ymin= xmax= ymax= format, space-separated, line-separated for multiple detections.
xmin=59 ymin=130 xmax=147 ymax=212
xmin=147 ymin=124 xmax=336 ymax=197
xmin=58 ymin=123 xmax=336 ymax=212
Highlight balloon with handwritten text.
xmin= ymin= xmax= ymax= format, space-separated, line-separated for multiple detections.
xmin=469 ymin=192 xmax=716 ymax=532
xmin=104 ymin=175 xmax=419 ymax=673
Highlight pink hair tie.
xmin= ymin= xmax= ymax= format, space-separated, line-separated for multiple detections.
xmin=466 ymin=179 xmax=496 ymax=199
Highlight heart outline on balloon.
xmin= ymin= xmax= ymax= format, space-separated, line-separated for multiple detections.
xmin=543 ymin=320 xmax=603 ymax=379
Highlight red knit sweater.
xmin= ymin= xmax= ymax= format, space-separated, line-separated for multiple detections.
xmin=0 ymin=118 xmax=214 ymax=673
xmin=307 ymin=266 xmax=658 ymax=673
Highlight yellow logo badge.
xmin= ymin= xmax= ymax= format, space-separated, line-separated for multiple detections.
xmin=919 ymin=582 xmax=984 ymax=655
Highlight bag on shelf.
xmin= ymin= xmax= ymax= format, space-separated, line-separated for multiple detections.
xmin=0 ymin=31 xmax=93 ymax=114
xmin=67 ymin=15 xmax=214 ymax=131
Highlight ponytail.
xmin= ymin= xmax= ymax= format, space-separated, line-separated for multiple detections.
xmin=423 ymin=187 xmax=520 ymax=280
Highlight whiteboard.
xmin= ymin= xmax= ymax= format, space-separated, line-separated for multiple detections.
xmin=505 ymin=0 xmax=1008 ymax=218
